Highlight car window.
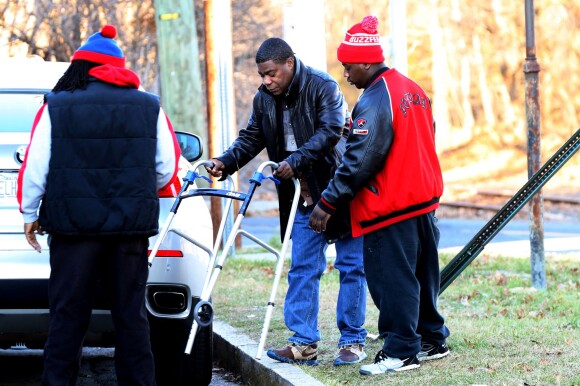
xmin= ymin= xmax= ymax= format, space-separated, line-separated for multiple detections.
xmin=0 ymin=91 xmax=47 ymax=133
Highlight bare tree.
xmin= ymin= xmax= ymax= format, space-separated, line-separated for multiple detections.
xmin=1 ymin=0 xmax=158 ymax=90
xmin=3 ymin=0 xmax=580 ymax=156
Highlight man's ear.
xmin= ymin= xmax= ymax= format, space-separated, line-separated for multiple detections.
xmin=287 ymin=56 xmax=295 ymax=70
xmin=364 ymin=63 xmax=373 ymax=70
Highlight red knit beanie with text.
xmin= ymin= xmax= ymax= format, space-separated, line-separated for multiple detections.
xmin=337 ymin=16 xmax=385 ymax=64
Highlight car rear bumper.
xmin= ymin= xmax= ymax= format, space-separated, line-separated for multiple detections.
xmin=0 ymin=278 xmax=197 ymax=324
xmin=0 ymin=279 xmax=48 ymax=308
xmin=0 ymin=278 xmax=114 ymax=309
xmin=0 ymin=308 xmax=115 ymax=349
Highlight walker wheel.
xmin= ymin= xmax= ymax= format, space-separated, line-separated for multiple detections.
xmin=194 ymin=300 xmax=213 ymax=327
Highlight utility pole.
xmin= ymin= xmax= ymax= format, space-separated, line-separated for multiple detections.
xmin=524 ymin=0 xmax=546 ymax=289
xmin=154 ymin=0 xmax=204 ymax=138
xmin=204 ymin=0 xmax=238 ymax=249
xmin=283 ymin=0 xmax=327 ymax=71
xmin=390 ymin=0 xmax=408 ymax=75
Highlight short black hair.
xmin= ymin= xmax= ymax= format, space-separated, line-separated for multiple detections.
xmin=255 ymin=38 xmax=295 ymax=64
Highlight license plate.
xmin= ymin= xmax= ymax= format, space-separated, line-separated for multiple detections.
xmin=0 ymin=172 xmax=18 ymax=199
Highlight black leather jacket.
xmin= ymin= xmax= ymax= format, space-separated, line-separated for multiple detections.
xmin=217 ymin=57 xmax=351 ymax=242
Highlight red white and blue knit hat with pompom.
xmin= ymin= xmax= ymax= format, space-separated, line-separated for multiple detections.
xmin=72 ymin=25 xmax=125 ymax=68
xmin=337 ymin=16 xmax=385 ymax=64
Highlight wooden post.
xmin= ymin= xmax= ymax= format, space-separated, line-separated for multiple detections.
xmin=204 ymin=0 xmax=239 ymax=249
xmin=204 ymin=0 xmax=222 ymax=244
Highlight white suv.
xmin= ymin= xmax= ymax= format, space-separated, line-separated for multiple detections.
xmin=0 ymin=58 xmax=214 ymax=386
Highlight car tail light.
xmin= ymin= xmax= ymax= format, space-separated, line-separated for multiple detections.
xmin=148 ymin=250 xmax=184 ymax=258
xmin=158 ymin=176 xmax=181 ymax=198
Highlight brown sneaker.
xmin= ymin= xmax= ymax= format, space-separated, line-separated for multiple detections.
xmin=266 ymin=343 xmax=318 ymax=366
xmin=333 ymin=344 xmax=367 ymax=366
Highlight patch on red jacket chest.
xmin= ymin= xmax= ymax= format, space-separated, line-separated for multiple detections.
xmin=353 ymin=118 xmax=368 ymax=135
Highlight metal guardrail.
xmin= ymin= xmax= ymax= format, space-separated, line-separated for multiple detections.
xmin=440 ymin=128 xmax=580 ymax=293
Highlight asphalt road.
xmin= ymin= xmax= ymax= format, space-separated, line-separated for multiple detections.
xmin=239 ymin=215 xmax=580 ymax=253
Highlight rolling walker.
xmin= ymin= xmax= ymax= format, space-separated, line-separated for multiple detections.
xmin=148 ymin=160 xmax=300 ymax=359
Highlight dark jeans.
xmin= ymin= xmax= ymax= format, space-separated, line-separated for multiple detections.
xmin=42 ymin=236 xmax=155 ymax=386
xmin=363 ymin=212 xmax=450 ymax=358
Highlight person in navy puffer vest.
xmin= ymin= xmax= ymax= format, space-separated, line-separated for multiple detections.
xmin=18 ymin=25 xmax=180 ymax=386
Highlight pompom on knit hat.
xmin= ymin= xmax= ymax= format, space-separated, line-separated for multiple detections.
xmin=72 ymin=25 xmax=125 ymax=68
xmin=337 ymin=16 xmax=385 ymax=64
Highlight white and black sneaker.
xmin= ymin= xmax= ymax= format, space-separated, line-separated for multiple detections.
xmin=359 ymin=350 xmax=420 ymax=375
xmin=417 ymin=342 xmax=450 ymax=362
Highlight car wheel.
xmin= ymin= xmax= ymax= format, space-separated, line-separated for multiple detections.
xmin=148 ymin=297 xmax=213 ymax=386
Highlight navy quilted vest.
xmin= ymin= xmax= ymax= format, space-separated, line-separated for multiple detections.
xmin=39 ymin=80 xmax=161 ymax=237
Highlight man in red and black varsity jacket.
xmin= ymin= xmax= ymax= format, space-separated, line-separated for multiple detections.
xmin=17 ymin=25 xmax=179 ymax=386
xmin=309 ymin=16 xmax=451 ymax=375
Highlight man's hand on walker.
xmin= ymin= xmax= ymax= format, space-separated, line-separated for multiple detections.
xmin=205 ymin=158 xmax=225 ymax=178
xmin=308 ymin=205 xmax=331 ymax=233
xmin=273 ymin=161 xmax=294 ymax=180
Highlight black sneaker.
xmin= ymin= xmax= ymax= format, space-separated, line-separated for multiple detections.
xmin=417 ymin=342 xmax=450 ymax=361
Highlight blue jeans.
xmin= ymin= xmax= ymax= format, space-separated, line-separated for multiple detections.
xmin=284 ymin=207 xmax=367 ymax=347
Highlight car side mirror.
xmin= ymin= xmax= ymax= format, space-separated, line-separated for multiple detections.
xmin=175 ymin=131 xmax=203 ymax=162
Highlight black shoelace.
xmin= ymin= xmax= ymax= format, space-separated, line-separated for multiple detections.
xmin=374 ymin=349 xmax=389 ymax=363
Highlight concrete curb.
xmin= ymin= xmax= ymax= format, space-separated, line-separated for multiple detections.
xmin=213 ymin=321 xmax=325 ymax=386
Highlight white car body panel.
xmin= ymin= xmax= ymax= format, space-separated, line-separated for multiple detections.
xmin=0 ymin=58 xmax=213 ymax=332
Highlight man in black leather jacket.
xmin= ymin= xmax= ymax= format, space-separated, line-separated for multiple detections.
xmin=206 ymin=38 xmax=367 ymax=366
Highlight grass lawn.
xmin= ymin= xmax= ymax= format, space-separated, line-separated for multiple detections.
xmin=211 ymin=247 xmax=579 ymax=386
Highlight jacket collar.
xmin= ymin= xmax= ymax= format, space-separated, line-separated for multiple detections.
xmin=283 ymin=56 xmax=305 ymax=101
xmin=365 ymin=66 xmax=389 ymax=89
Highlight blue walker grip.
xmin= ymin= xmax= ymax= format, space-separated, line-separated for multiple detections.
xmin=183 ymin=170 xmax=213 ymax=184
xmin=249 ymin=171 xmax=280 ymax=186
